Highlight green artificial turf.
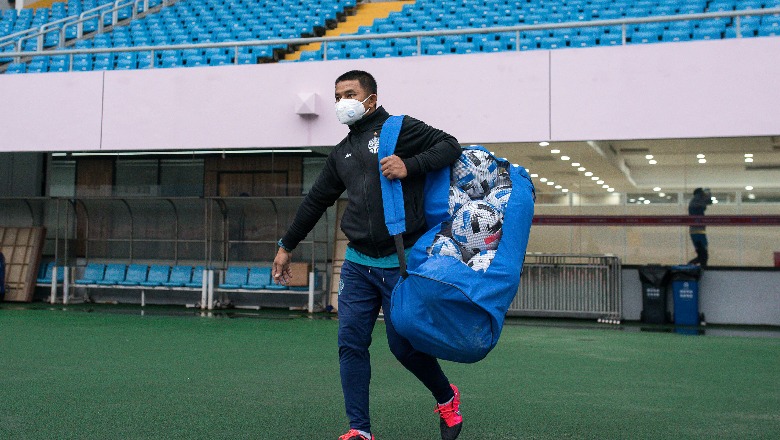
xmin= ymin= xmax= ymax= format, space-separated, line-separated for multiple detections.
xmin=1 ymin=306 xmax=778 ymax=439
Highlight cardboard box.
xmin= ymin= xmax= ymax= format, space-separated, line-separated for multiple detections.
xmin=288 ymin=262 xmax=311 ymax=287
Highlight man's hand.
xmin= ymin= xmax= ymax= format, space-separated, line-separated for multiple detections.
xmin=272 ymin=247 xmax=293 ymax=285
xmin=380 ymin=155 xmax=408 ymax=180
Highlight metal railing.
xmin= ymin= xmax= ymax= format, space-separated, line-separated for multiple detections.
xmin=2 ymin=7 xmax=779 ymax=68
xmin=510 ymin=253 xmax=623 ymax=320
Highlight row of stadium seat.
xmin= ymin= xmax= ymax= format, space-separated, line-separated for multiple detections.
xmin=36 ymin=262 xmax=66 ymax=284
xmin=218 ymin=266 xmax=297 ymax=290
xmin=74 ymin=263 xmax=205 ymax=288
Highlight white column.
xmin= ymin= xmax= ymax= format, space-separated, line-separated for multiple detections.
xmin=49 ymin=266 xmax=57 ymax=304
xmin=308 ymin=272 xmax=315 ymax=314
xmin=62 ymin=267 xmax=70 ymax=304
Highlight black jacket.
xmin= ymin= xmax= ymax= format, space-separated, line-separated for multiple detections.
xmin=281 ymin=106 xmax=462 ymax=258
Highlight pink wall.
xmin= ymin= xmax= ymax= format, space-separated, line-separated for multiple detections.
xmin=0 ymin=37 xmax=778 ymax=153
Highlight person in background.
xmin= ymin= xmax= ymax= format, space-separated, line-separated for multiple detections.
xmin=688 ymin=187 xmax=713 ymax=267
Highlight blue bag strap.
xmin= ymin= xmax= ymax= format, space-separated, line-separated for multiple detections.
xmin=378 ymin=115 xmax=408 ymax=277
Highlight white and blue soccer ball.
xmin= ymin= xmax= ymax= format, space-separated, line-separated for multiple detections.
xmin=452 ymin=149 xmax=499 ymax=199
xmin=428 ymin=234 xmax=463 ymax=260
xmin=484 ymin=185 xmax=512 ymax=214
xmin=495 ymin=167 xmax=512 ymax=187
xmin=448 ymin=185 xmax=471 ymax=216
xmin=467 ymin=250 xmax=497 ymax=272
xmin=451 ymin=201 xmax=503 ymax=255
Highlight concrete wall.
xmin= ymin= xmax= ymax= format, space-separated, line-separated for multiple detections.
xmin=621 ymin=268 xmax=780 ymax=326
xmin=1 ymin=37 xmax=779 ymax=152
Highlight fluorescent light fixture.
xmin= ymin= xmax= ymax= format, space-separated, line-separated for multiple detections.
xmin=547 ymin=181 xmax=555 ymax=186
xmin=539 ymin=177 xmax=548 ymax=182
xmin=591 ymin=176 xmax=599 ymax=181
xmin=748 ymin=194 xmax=756 ymax=200
xmin=638 ymin=197 xmax=645 ymax=201
xmin=531 ymin=173 xmax=539 ymax=178
xmin=602 ymin=184 xmax=609 ymax=188
xmin=554 ymin=185 xmax=562 ymax=189
xmin=645 ymin=154 xmax=654 ymax=160
xmin=539 ymin=141 xmax=550 ymax=147
xmin=584 ymin=171 xmax=593 ymax=176
xmin=745 ymin=158 xmax=753 ymax=163
xmin=659 ymin=192 xmax=666 ymax=197
xmin=744 ymin=153 xmax=753 ymax=157
xmin=644 ymin=200 xmax=651 ymax=204
xmin=561 ymin=156 xmax=570 ymax=161
xmin=562 ymin=189 xmax=569 ymax=193
xmin=696 ymin=153 xmax=706 ymax=159
xmin=649 ymin=159 xmax=657 ymax=165
xmin=713 ymin=199 xmax=719 ymax=204
xmin=653 ymin=187 xmax=661 ymax=191
xmin=571 ymin=162 xmax=580 ymax=167
xmin=52 ymin=152 xmax=68 ymax=157
xmin=629 ymin=199 xmax=636 ymax=203
xmin=550 ymin=149 xmax=560 ymax=154
xmin=597 ymin=180 xmax=604 ymax=185
xmin=578 ymin=167 xmax=586 ymax=171
xmin=607 ymin=188 xmax=615 ymax=192
xmin=698 ymin=158 xmax=707 ymax=164
xmin=745 ymin=185 xmax=753 ymax=191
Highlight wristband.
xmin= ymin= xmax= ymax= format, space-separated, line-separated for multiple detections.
xmin=277 ymin=239 xmax=292 ymax=252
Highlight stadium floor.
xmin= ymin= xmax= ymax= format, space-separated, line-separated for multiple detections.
xmin=1 ymin=305 xmax=778 ymax=439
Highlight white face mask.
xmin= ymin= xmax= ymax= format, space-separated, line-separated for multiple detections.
xmin=335 ymin=95 xmax=374 ymax=125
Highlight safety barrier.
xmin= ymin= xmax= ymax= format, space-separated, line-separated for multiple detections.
xmin=510 ymin=253 xmax=622 ymax=320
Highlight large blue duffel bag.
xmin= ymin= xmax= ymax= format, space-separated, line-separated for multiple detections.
xmin=378 ymin=115 xmax=535 ymax=363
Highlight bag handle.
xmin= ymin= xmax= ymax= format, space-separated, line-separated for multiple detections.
xmin=378 ymin=115 xmax=408 ymax=278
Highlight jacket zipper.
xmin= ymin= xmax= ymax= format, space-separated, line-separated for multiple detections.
xmin=353 ymin=135 xmax=381 ymax=257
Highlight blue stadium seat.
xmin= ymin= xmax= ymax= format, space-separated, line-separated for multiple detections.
xmin=570 ymin=35 xmax=597 ymax=47
xmin=540 ymin=36 xmax=567 ymax=49
xmin=693 ymin=27 xmax=724 ymax=40
xmin=662 ymin=30 xmax=692 ymax=42
xmin=242 ymin=267 xmax=271 ymax=289
xmin=373 ymin=46 xmax=395 ymax=57
xmin=96 ymin=264 xmax=126 ymax=285
xmin=118 ymin=264 xmax=148 ymax=286
xmin=631 ymin=31 xmax=661 ymax=44
xmin=398 ymin=44 xmax=419 ymax=56
xmin=140 ymin=265 xmax=170 ymax=287
xmin=424 ymin=43 xmax=447 ymax=55
xmin=219 ymin=266 xmax=248 ymax=289
xmin=758 ymin=24 xmax=780 ymax=36
xmin=599 ymin=34 xmax=623 ymax=46
xmin=481 ymin=40 xmax=504 ymax=52
xmin=163 ymin=266 xmax=192 ymax=287
xmin=350 ymin=48 xmax=369 ymax=59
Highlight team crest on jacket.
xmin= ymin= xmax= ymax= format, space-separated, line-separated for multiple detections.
xmin=367 ymin=136 xmax=380 ymax=154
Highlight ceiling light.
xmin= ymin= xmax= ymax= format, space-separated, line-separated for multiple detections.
xmin=539 ymin=177 xmax=548 ymax=182
xmin=571 ymin=162 xmax=580 ymax=167
xmin=602 ymin=184 xmax=609 ymax=189
xmin=713 ymin=199 xmax=719 ymax=204
xmin=554 ymin=185 xmax=562 ymax=189
xmin=547 ymin=181 xmax=555 ymax=186
xmin=744 ymin=153 xmax=753 ymax=157
xmin=659 ymin=192 xmax=666 ymax=197
xmin=597 ymin=180 xmax=604 ymax=185
xmin=649 ymin=159 xmax=657 ymax=164
xmin=643 ymin=200 xmax=650 ymax=204
xmin=585 ymin=171 xmax=593 ymax=176
xmin=698 ymin=158 xmax=707 ymax=164
xmin=578 ymin=167 xmax=586 ymax=171
xmin=629 ymin=199 xmax=636 ymax=203
xmin=531 ymin=173 xmax=539 ymax=178
xmin=696 ymin=154 xmax=706 ymax=159
xmin=748 ymin=194 xmax=756 ymax=200
xmin=745 ymin=158 xmax=753 ymax=163
xmin=550 ymin=149 xmax=560 ymax=154
xmin=591 ymin=176 xmax=599 ymax=181
xmin=745 ymin=185 xmax=753 ymax=191
xmin=539 ymin=141 xmax=550 ymax=147
xmin=562 ymin=189 xmax=569 ymax=193
xmin=653 ymin=187 xmax=661 ymax=191
xmin=607 ymin=188 xmax=615 ymax=192
xmin=561 ymin=156 xmax=570 ymax=161
xmin=638 ymin=197 xmax=645 ymax=200
xmin=645 ymin=154 xmax=654 ymax=160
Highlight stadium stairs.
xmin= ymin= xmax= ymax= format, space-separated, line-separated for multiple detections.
xmin=285 ymin=0 xmax=412 ymax=61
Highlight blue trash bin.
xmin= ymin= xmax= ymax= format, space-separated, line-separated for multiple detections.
xmin=670 ymin=265 xmax=702 ymax=326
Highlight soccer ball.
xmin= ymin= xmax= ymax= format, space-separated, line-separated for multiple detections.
xmin=428 ymin=235 xmax=463 ymax=260
xmin=495 ymin=167 xmax=512 ymax=187
xmin=484 ymin=185 xmax=512 ymax=214
xmin=451 ymin=201 xmax=503 ymax=255
xmin=448 ymin=185 xmax=471 ymax=216
xmin=452 ymin=149 xmax=499 ymax=199
xmin=467 ymin=250 xmax=497 ymax=272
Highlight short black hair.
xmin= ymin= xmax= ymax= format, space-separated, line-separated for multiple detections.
xmin=693 ymin=188 xmax=704 ymax=196
xmin=335 ymin=70 xmax=378 ymax=95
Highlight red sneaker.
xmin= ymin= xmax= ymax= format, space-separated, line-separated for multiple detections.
xmin=434 ymin=384 xmax=463 ymax=440
xmin=338 ymin=429 xmax=374 ymax=440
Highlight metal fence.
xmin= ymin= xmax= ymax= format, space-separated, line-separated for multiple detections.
xmin=510 ymin=253 xmax=622 ymax=320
